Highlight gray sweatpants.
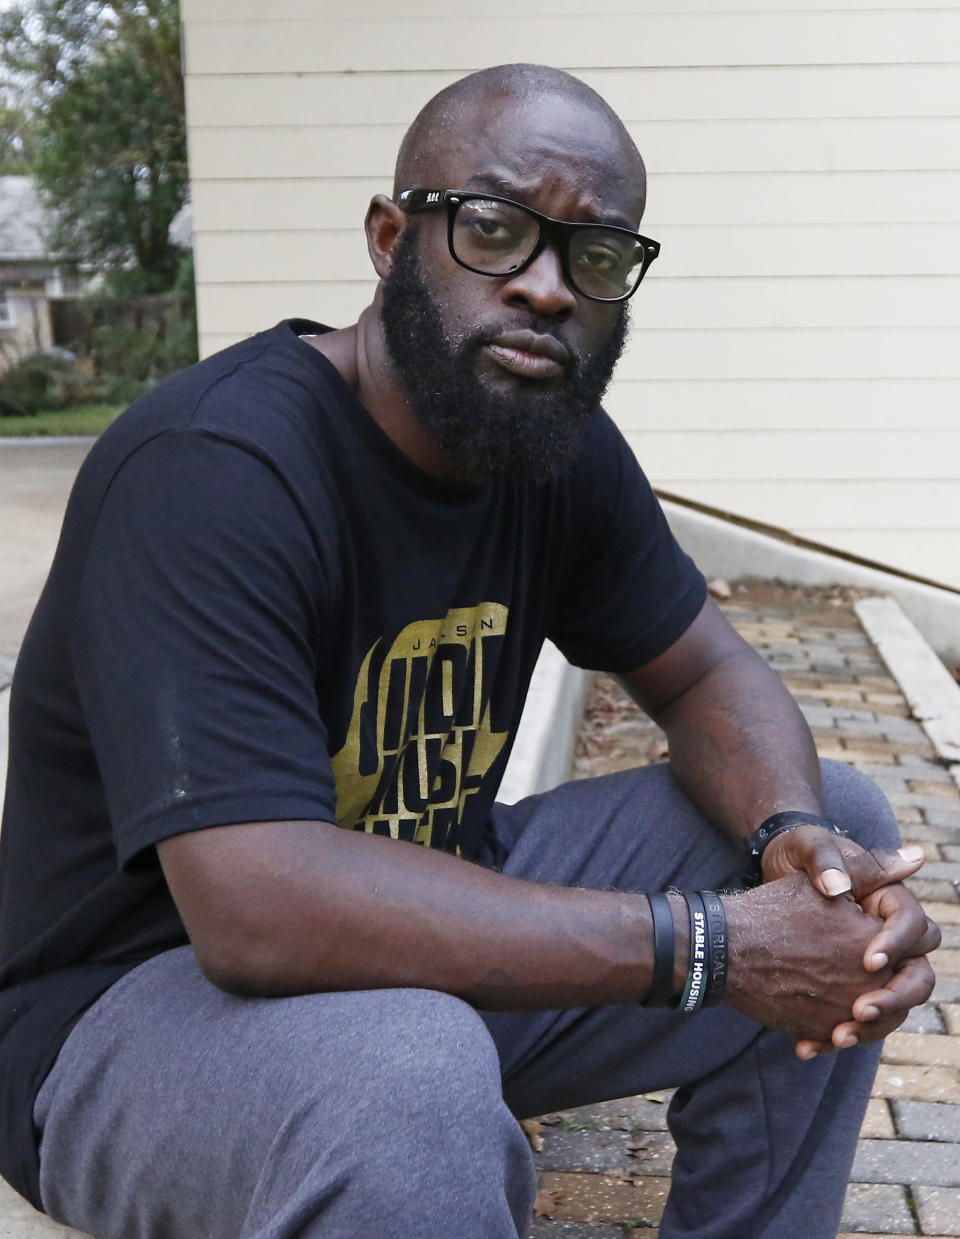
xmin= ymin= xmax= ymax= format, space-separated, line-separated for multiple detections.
xmin=34 ymin=761 xmax=898 ymax=1239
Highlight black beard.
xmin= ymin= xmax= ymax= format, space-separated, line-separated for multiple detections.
xmin=381 ymin=226 xmax=629 ymax=485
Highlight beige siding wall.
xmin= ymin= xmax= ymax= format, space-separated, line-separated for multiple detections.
xmin=180 ymin=1 xmax=960 ymax=589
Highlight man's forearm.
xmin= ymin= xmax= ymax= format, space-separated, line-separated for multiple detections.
xmin=159 ymin=814 xmax=917 ymax=1045
xmin=644 ymin=645 xmax=825 ymax=845
xmin=159 ymin=819 xmax=670 ymax=1007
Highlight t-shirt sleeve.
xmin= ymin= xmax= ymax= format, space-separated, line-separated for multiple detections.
xmin=71 ymin=429 xmax=339 ymax=868
xmin=549 ymin=413 xmax=707 ymax=673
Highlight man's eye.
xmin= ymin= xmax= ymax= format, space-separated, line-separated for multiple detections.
xmin=575 ymin=246 xmax=621 ymax=271
xmin=469 ymin=217 xmax=511 ymax=239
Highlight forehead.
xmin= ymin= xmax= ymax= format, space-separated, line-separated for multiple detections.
xmin=415 ymin=92 xmax=645 ymax=229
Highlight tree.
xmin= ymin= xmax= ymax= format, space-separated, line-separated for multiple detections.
xmin=0 ymin=101 xmax=37 ymax=174
xmin=0 ymin=0 xmax=189 ymax=291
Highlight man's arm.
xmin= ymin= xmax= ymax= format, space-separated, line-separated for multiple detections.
xmin=618 ymin=596 xmax=939 ymax=1049
xmin=618 ymin=597 xmax=828 ymax=861
xmin=156 ymin=814 xmax=921 ymax=1047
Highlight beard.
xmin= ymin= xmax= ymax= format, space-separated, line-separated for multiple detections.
xmin=381 ymin=225 xmax=630 ymax=485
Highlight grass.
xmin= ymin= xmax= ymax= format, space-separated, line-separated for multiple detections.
xmin=0 ymin=404 xmax=124 ymax=438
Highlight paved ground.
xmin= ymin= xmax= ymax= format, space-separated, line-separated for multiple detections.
xmin=527 ymin=583 xmax=960 ymax=1238
xmin=0 ymin=440 xmax=93 ymax=666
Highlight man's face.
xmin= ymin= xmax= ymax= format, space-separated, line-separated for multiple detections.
xmin=380 ymin=93 xmax=643 ymax=484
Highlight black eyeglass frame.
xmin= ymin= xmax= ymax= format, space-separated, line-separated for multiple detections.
xmin=397 ymin=188 xmax=660 ymax=303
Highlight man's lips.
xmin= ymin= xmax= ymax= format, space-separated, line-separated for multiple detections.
xmin=484 ymin=331 xmax=572 ymax=380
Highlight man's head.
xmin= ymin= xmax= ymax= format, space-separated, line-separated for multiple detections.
xmin=367 ymin=64 xmax=649 ymax=484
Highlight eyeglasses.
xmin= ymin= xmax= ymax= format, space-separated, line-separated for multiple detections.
xmin=397 ymin=189 xmax=660 ymax=303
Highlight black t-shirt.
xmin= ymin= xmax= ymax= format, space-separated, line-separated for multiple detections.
xmin=0 ymin=319 xmax=705 ymax=1205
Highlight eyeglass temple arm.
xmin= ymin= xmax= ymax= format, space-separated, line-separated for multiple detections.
xmin=397 ymin=189 xmax=450 ymax=211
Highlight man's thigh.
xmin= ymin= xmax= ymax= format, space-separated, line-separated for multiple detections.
xmin=35 ymin=948 xmax=533 ymax=1239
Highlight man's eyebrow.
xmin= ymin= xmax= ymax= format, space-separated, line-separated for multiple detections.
xmin=463 ymin=173 xmax=518 ymax=195
xmin=461 ymin=174 xmax=638 ymax=231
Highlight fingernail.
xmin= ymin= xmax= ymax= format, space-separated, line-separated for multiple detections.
xmin=822 ymin=868 xmax=852 ymax=896
xmin=797 ymin=1045 xmax=816 ymax=1061
xmin=840 ymin=1033 xmax=858 ymax=1048
xmin=898 ymin=846 xmax=924 ymax=864
xmin=870 ymin=952 xmax=889 ymax=970
xmin=860 ymin=1005 xmax=879 ymax=1022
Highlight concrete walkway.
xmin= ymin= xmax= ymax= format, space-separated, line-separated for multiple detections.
xmin=0 ymin=440 xmax=93 ymax=664
xmin=531 ymin=584 xmax=960 ymax=1238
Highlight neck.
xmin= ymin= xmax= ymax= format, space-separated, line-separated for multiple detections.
xmin=304 ymin=296 xmax=470 ymax=483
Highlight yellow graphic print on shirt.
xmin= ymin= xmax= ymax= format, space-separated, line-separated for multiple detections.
xmin=329 ymin=603 xmax=509 ymax=852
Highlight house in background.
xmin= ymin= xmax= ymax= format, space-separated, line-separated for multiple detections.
xmin=178 ymin=1 xmax=960 ymax=591
xmin=0 ymin=176 xmax=81 ymax=369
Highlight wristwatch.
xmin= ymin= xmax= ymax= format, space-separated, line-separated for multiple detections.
xmin=744 ymin=811 xmax=849 ymax=886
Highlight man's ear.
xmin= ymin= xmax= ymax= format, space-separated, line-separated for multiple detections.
xmin=365 ymin=194 xmax=407 ymax=279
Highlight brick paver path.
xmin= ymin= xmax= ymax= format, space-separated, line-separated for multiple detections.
xmin=528 ymin=585 xmax=960 ymax=1238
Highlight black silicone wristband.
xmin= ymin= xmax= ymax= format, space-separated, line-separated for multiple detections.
xmin=679 ymin=892 xmax=709 ymax=1013
xmin=700 ymin=890 xmax=728 ymax=1007
xmin=645 ymin=893 xmax=677 ymax=1007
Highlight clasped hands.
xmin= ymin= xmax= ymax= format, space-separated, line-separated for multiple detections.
xmin=730 ymin=824 xmax=941 ymax=1060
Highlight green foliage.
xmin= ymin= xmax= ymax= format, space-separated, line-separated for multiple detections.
xmin=0 ymin=351 xmax=98 ymax=416
xmin=83 ymin=254 xmax=198 ymax=382
xmin=0 ymin=403 xmax=123 ymax=437
xmin=0 ymin=251 xmax=198 ymax=420
xmin=0 ymin=0 xmax=188 ymax=287
xmin=0 ymin=102 xmax=36 ymax=173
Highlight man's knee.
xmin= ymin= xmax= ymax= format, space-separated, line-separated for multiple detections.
xmin=820 ymin=758 xmax=901 ymax=851
xmin=349 ymin=988 xmax=504 ymax=1117
xmin=293 ymin=990 xmax=535 ymax=1233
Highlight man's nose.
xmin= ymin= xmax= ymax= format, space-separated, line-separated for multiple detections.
xmin=501 ymin=244 xmax=577 ymax=319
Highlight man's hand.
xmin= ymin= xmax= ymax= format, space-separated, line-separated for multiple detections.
xmin=723 ymin=875 xmax=894 ymax=1043
xmin=760 ymin=822 xmax=924 ymax=899
xmin=758 ymin=828 xmax=941 ymax=1056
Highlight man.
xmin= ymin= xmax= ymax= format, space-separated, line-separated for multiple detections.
xmin=0 ymin=64 xmax=940 ymax=1239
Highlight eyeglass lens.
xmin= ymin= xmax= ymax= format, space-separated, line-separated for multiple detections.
xmin=452 ymin=197 xmax=645 ymax=300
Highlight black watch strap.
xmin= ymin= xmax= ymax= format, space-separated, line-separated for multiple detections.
xmin=744 ymin=811 xmax=848 ymax=884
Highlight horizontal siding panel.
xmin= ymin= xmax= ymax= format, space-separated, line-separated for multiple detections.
xmin=791 ymin=529 xmax=960 ymax=588
xmin=199 ymin=332 xmax=249 ymax=357
xmin=604 ymin=378 xmax=960 ymax=431
xmin=191 ymin=172 xmax=960 ymax=230
xmin=616 ymin=329 xmax=960 ymax=380
xmin=185 ymin=64 xmax=960 ymax=127
xmin=628 ymin=277 xmax=960 ymax=328
xmin=187 ymin=119 xmax=960 ymax=179
xmin=196 ymin=283 xmax=376 ymax=332
xmin=184 ymin=1 xmax=942 ymax=19
xmin=184 ymin=13 xmax=960 ymax=75
xmin=196 ymin=277 xmax=960 ymax=332
xmin=193 ymin=230 xmax=372 ymax=283
xmin=655 ymin=480 xmax=960 ymax=529
xmin=651 ymin=224 xmax=960 ymax=277
xmin=193 ymin=225 xmax=960 ymax=281
xmin=191 ymin=180 xmax=383 ymax=232
xmin=646 ymin=172 xmax=960 ymax=226
xmin=622 ymin=429 xmax=960 ymax=479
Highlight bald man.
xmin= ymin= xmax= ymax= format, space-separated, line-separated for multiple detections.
xmin=0 ymin=65 xmax=939 ymax=1239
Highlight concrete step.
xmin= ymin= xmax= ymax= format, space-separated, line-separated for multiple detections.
xmin=0 ymin=1179 xmax=89 ymax=1238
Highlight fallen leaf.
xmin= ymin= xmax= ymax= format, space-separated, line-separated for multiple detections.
xmin=643 ymin=1091 xmax=667 ymax=1104
xmin=520 ymin=1118 xmax=545 ymax=1151
xmin=532 ymin=1188 xmax=564 ymax=1218
xmin=707 ymin=578 xmax=732 ymax=600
